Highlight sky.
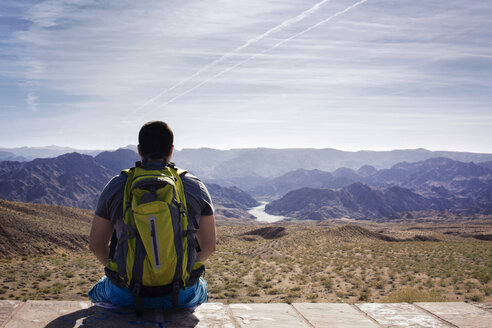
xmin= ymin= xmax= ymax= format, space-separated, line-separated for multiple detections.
xmin=0 ymin=0 xmax=491 ymax=152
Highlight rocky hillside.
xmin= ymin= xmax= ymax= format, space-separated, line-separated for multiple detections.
xmin=206 ymin=183 xmax=259 ymax=222
xmin=206 ymin=183 xmax=259 ymax=210
xmin=265 ymin=182 xmax=480 ymax=220
xmin=0 ymin=199 xmax=92 ymax=257
xmin=0 ymin=153 xmax=113 ymax=209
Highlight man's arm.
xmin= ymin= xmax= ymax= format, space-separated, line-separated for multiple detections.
xmin=195 ymin=215 xmax=216 ymax=262
xmin=89 ymin=215 xmax=114 ymax=265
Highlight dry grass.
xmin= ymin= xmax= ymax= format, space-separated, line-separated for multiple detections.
xmin=0 ymin=212 xmax=491 ymax=304
xmin=206 ymin=222 xmax=492 ymax=304
xmin=0 ymin=251 xmax=102 ymax=301
xmin=381 ymin=287 xmax=447 ymax=303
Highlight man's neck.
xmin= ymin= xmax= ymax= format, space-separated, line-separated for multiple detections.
xmin=144 ymin=159 xmax=166 ymax=163
xmin=141 ymin=158 xmax=171 ymax=166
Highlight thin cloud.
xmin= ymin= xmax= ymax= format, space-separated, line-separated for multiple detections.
xmin=26 ymin=93 xmax=38 ymax=112
xmin=148 ymin=0 xmax=369 ymax=112
xmin=129 ymin=0 xmax=333 ymax=117
xmin=0 ymin=0 xmax=490 ymax=151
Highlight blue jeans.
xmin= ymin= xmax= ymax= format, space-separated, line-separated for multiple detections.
xmin=88 ymin=276 xmax=208 ymax=309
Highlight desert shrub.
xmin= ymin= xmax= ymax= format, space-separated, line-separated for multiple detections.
xmin=37 ymin=271 xmax=52 ymax=280
xmin=247 ymin=286 xmax=260 ymax=296
xmin=282 ymin=297 xmax=293 ymax=304
xmin=267 ymin=288 xmax=282 ymax=295
xmin=359 ymin=291 xmax=370 ymax=301
xmin=469 ymin=294 xmax=482 ymax=302
xmin=372 ymin=279 xmax=385 ymax=289
xmin=320 ymin=277 xmax=332 ymax=290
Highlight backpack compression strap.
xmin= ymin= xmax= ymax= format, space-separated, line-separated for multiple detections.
xmin=108 ymin=168 xmax=135 ymax=261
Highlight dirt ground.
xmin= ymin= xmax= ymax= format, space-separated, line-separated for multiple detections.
xmin=1 ymin=220 xmax=491 ymax=304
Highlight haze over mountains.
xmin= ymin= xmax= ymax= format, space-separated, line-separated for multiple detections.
xmin=0 ymin=146 xmax=491 ymax=222
xmin=0 ymin=146 xmax=102 ymax=161
xmin=3 ymin=145 xmax=491 ymax=169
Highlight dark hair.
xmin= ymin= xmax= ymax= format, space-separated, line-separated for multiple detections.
xmin=138 ymin=121 xmax=174 ymax=160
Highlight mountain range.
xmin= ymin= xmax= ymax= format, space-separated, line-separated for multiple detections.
xmin=252 ymin=157 xmax=492 ymax=198
xmin=3 ymin=145 xmax=492 ymax=179
xmin=173 ymin=148 xmax=492 ymax=187
xmin=0 ymin=147 xmax=491 ymax=221
xmin=0 ymin=151 xmax=259 ymax=222
xmin=265 ymin=183 xmax=476 ymax=220
xmin=262 ymin=157 xmax=491 ymax=220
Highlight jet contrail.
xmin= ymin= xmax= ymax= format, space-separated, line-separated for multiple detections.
xmin=130 ymin=0 xmax=332 ymax=116
xmin=149 ymin=0 xmax=369 ymax=112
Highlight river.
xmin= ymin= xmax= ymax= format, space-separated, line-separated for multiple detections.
xmin=247 ymin=201 xmax=293 ymax=223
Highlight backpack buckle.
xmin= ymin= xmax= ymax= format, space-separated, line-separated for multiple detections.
xmin=131 ymin=283 xmax=141 ymax=297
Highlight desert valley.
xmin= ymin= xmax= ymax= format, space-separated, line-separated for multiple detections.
xmin=0 ymin=146 xmax=491 ymax=305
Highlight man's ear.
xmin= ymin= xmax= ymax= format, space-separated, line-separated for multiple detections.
xmin=137 ymin=145 xmax=142 ymax=157
xmin=167 ymin=146 xmax=174 ymax=162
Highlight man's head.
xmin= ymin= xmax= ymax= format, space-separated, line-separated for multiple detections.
xmin=138 ymin=121 xmax=174 ymax=161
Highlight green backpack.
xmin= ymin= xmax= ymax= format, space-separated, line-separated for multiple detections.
xmin=105 ymin=162 xmax=204 ymax=314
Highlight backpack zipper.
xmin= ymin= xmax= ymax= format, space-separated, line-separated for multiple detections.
xmin=148 ymin=214 xmax=161 ymax=269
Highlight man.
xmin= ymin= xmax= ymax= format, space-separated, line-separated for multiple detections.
xmin=88 ymin=121 xmax=216 ymax=309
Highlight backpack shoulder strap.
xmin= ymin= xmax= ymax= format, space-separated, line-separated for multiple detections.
xmin=176 ymin=168 xmax=187 ymax=176
xmin=120 ymin=167 xmax=136 ymax=177
xmin=166 ymin=163 xmax=188 ymax=213
xmin=168 ymin=162 xmax=187 ymax=176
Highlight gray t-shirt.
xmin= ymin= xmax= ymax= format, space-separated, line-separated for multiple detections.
xmin=95 ymin=162 xmax=214 ymax=227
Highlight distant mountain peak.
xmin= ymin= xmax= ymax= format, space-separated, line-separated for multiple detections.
xmin=94 ymin=148 xmax=140 ymax=174
xmin=357 ymin=164 xmax=377 ymax=177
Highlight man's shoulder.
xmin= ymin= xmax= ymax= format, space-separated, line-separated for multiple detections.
xmin=179 ymin=170 xmax=210 ymax=194
xmin=108 ymin=172 xmax=129 ymax=186
xmin=102 ymin=172 xmax=129 ymax=195
xmin=95 ymin=172 xmax=129 ymax=219
xmin=180 ymin=171 xmax=201 ymax=184
xmin=177 ymin=169 xmax=214 ymax=215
